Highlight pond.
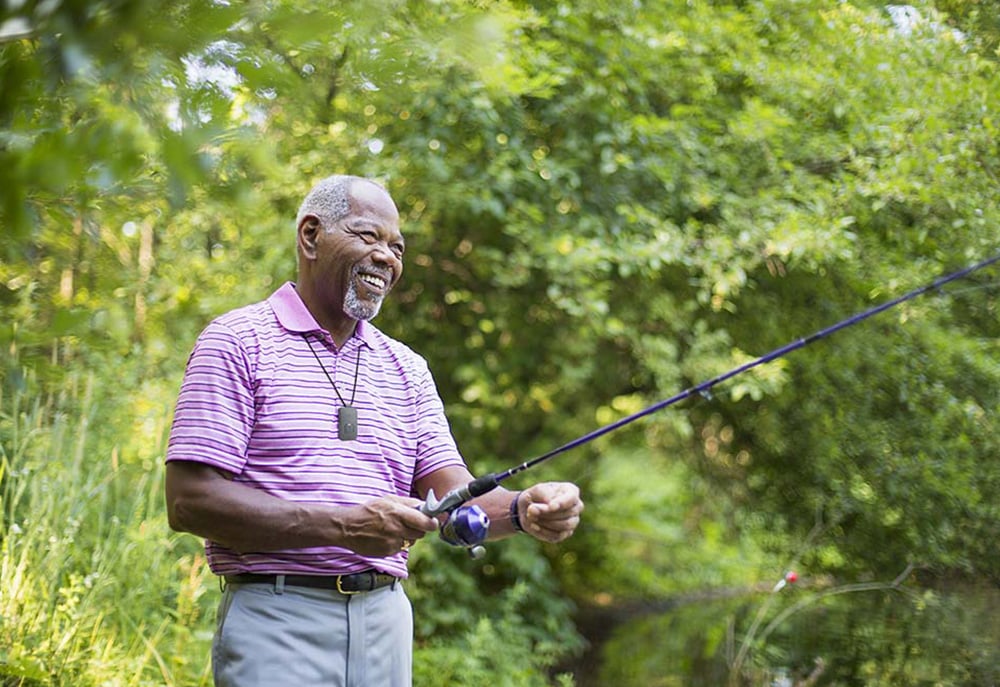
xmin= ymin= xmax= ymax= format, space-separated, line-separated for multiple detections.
xmin=569 ymin=580 xmax=1000 ymax=686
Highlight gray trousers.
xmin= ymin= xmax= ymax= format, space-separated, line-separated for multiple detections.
xmin=212 ymin=578 xmax=412 ymax=687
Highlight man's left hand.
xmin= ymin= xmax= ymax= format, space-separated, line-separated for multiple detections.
xmin=518 ymin=482 xmax=584 ymax=543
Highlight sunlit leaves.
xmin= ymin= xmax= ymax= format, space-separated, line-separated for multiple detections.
xmin=2 ymin=0 xmax=1000 ymax=682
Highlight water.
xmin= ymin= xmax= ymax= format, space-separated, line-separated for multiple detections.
xmin=573 ymin=582 xmax=1000 ymax=686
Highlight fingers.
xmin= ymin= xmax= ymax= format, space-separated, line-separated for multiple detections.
xmin=522 ymin=482 xmax=584 ymax=516
xmin=524 ymin=517 xmax=579 ymax=543
xmin=344 ymin=496 xmax=439 ymax=557
xmin=384 ymin=495 xmax=439 ymax=534
xmin=520 ymin=482 xmax=584 ymax=543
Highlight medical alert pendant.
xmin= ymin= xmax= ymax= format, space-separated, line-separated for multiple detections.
xmin=304 ymin=335 xmax=362 ymax=442
xmin=338 ymin=405 xmax=358 ymax=441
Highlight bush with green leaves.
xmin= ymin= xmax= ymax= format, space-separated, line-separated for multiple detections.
xmin=2 ymin=0 xmax=999 ymax=684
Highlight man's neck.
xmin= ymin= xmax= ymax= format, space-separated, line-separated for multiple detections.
xmin=296 ymin=283 xmax=358 ymax=348
xmin=325 ymin=318 xmax=358 ymax=349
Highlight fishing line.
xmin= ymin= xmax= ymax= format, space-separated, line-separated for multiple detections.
xmin=421 ymin=252 xmax=1000 ymax=554
xmin=929 ymin=280 xmax=1000 ymax=298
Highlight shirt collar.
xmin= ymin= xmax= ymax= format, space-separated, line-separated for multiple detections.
xmin=268 ymin=282 xmax=375 ymax=348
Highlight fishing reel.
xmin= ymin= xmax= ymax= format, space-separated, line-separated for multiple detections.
xmin=420 ymin=473 xmax=500 ymax=559
xmin=438 ymin=504 xmax=490 ymax=558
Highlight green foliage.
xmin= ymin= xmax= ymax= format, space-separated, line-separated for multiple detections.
xmin=411 ymin=586 xmax=578 ymax=687
xmin=2 ymin=0 xmax=1000 ymax=683
xmin=716 ymin=297 xmax=1000 ymax=579
xmin=0 ymin=365 xmax=215 ymax=686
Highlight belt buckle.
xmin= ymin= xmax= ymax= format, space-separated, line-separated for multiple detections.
xmin=336 ymin=574 xmax=364 ymax=595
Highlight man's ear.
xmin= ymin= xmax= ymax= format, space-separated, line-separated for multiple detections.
xmin=297 ymin=215 xmax=321 ymax=260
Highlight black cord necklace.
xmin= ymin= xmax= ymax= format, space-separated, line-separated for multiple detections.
xmin=305 ymin=335 xmax=361 ymax=441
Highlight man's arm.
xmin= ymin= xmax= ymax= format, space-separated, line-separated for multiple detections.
xmin=165 ymin=460 xmax=438 ymax=557
xmin=415 ymin=465 xmax=584 ymax=543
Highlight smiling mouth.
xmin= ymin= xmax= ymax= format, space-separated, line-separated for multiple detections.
xmin=358 ymin=271 xmax=389 ymax=294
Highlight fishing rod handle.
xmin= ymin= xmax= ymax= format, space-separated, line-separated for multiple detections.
xmin=418 ymin=472 xmax=501 ymax=517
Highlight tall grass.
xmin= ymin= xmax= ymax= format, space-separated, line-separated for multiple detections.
xmin=0 ymin=366 xmax=215 ymax=686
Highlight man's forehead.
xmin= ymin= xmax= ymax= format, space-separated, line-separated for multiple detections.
xmin=349 ymin=179 xmax=394 ymax=206
xmin=347 ymin=182 xmax=400 ymax=226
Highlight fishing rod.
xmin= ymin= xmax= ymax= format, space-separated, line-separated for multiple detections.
xmin=420 ymin=252 xmax=1000 ymax=556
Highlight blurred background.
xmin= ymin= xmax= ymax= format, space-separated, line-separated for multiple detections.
xmin=1 ymin=0 xmax=998 ymax=685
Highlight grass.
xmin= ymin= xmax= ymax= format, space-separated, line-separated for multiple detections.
xmin=0 ymin=367 xmax=215 ymax=687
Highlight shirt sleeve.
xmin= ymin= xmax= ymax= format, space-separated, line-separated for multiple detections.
xmin=165 ymin=320 xmax=256 ymax=475
xmin=411 ymin=358 xmax=468 ymax=482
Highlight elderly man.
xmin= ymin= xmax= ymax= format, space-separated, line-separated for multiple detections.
xmin=164 ymin=174 xmax=584 ymax=687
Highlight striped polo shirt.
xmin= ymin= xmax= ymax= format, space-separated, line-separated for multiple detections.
xmin=165 ymin=282 xmax=467 ymax=578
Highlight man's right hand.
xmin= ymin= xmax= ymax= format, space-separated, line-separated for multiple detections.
xmin=338 ymin=495 xmax=438 ymax=557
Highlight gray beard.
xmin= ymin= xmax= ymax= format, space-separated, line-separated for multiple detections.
xmin=343 ymin=267 xmax=385 ymax=321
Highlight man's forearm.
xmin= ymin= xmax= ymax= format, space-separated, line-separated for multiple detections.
xmin=166 ymin=461 xmax=346 ymax=552
xmin=166 ymin=460 xmax=438 ymax=557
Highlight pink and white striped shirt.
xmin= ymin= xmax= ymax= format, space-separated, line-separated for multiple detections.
xmin=165 ymin=282 xmax=467 ymax=578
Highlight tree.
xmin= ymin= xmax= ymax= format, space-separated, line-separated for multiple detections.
xmin=2 ymin=0 xmax=999 ymax=684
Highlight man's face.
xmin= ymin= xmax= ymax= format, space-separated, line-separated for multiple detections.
xmin=315 ymin=181 xmax=404 ymax=321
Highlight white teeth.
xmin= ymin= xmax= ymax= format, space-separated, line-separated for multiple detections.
xmin=360 ymin=274 xmax=387 ymax=289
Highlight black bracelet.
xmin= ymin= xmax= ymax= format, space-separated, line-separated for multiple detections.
xmin=509 ymin=492 xmax=525 ymax=533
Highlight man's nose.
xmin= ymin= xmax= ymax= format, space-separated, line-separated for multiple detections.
xmin=371 ymin=243 xmax=401 ymax=268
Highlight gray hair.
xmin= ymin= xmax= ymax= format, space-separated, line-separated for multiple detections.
xmin=295 ymin=175 xmax=374 ymax=230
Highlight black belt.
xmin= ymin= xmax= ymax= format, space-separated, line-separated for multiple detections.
xmin=224 ymin=571 xmax=399 ymax=594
